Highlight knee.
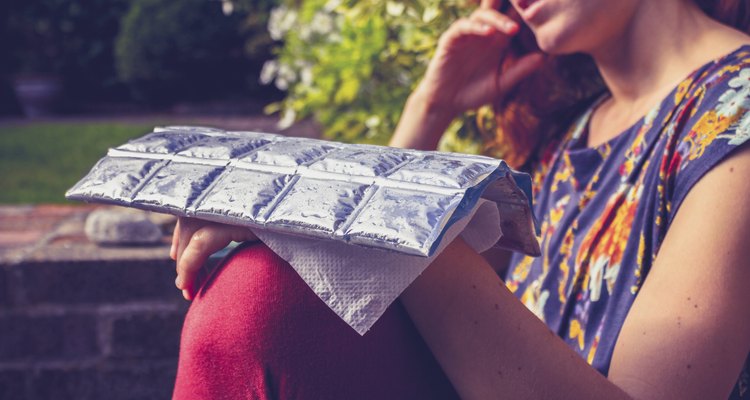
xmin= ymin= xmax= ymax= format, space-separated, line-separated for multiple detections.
xmin=202 ymin=241 xmax=297 ymax=300
xmin=188 ymin=243 xmax=300 ymax=328
xmin=179 ymin=243 xmax=319 ymax=356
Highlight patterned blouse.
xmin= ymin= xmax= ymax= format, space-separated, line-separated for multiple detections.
xmin=505 ymin=45 xmax=750 ymax=398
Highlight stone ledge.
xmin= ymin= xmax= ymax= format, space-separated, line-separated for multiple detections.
xmin=8 ymin=259 xmax=181 ymax=306
xmin=0 ymin=204 xmax=174 ymax=266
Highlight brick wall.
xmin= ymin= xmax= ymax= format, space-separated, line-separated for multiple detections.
xmin=0 ymin=258 xmax=188 ymax=400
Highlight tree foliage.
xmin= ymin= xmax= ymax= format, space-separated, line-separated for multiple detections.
xmin=262 ymin=0 xmax=485 ymax=152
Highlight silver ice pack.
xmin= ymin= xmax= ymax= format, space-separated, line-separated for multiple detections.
xmin=67 ymin=126 xmax=540 ymax=257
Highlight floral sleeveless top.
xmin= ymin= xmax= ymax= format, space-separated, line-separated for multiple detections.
xmin=505 ymin=45 xmax=750 ymax=398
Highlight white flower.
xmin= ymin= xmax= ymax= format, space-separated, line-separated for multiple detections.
xmin=716 ymin=88 xmax=750 ymax=117
xmin=365 ymin=115 xmax=381 ymax=129
xmin=311 ymin=12 xmax=335 ymax=35
xmin=268 ymin=6 xmax=298 ymax=41
xmin=327 ymin=32 xmax=343 ymax=43
xmin=386 ymin=1 xmax=405 ymax=16
xmin=275 ymin=79 xmax=289 ymax=91
xmin=728 ymin=68 xmax=750 ymax=91
xmin=422 ymin=6 xmax=439 ymax=23
xmin=268 ymin=7 xmax=285 ymax=40
xmin=259 ymin=60 xmax=278 ymax=85
xmin=300 ymin=65 xmax=314 ymax=86
xmin=221 ymin=0 xmax=234 ymax=16
xmin=299 ymin=25 xmax=312 ymax=40
xmin=275 ymin=63 xmax=297 ymax=91
xmin=396 ymin=70 xmax=411 ymax=86
xmin=278 ymin=108 xmax=296 ymax=130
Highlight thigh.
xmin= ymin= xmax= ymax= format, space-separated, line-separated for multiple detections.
xmin=173 ymin=242 xmax=459 ymax=400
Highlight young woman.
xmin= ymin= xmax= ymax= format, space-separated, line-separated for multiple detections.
xmin=170 ymin=0 xmax=750 ymax=398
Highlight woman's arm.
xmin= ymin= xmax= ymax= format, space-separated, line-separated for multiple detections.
xmin=607 ymin=144 xmax=750 ymax=399
xmin=400 ymin=144 xmax=750 ymax=399
xmin=401 ymin=237 xmax=629 ymax=399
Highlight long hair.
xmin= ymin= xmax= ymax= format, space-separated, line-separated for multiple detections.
xmin=483 ymin=0 xmax=750 ymax=169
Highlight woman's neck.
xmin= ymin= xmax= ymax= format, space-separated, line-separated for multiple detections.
xmin=585 ymin=0 xmax=749 ymax=146
xmin=593 ymin=1 xmax=739 ymax=103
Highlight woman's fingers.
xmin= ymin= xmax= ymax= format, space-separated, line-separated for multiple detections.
xmin=470 ymin=8 xmax=518 ymax=34
xmin=174 ymin=222 xmax=258 ymax=300
xmin=170 ymin=218 xmax=180 ymax=261
xmin=440 ymin=18 xmax=488 ymax=46
xmin=449 ymin=11 xmax=518 ymax=41
xmin=175 ymin=217 xmax=200 ymax=267
xmin=175 ymin=226 xmax=222 ymax=299
xmin=456 ymin=18 xmax=494 ymax=37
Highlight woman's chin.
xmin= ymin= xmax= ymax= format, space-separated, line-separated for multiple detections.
xmin=532 ymin=27 xmax=589 ymax=55
xmin=534 ymin=37 xmax=570 ymax=55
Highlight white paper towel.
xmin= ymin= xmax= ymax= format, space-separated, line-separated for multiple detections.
xmin=254 ymin=199 xmax=503 ymax=335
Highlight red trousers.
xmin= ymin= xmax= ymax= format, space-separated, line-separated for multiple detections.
xmin=173 ymin=243 xmax=459 ymax=399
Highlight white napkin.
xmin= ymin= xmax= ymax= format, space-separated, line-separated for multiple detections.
xmin=254 ymin=199 xmax=503 ymax=335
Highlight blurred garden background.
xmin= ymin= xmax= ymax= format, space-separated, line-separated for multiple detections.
xmin=0 ymin=0 xmax=491 ymax=205
xmin=0 ymin=0 xmax=489 ymax=398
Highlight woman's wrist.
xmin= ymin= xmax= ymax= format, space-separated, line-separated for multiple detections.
xmin=408 ymin=84 xmax=458 ymax=118
xmin=389 ymin=88 xmax=457 ymax=150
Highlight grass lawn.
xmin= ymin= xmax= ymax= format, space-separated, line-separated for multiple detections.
xmin=0 ymin=122 xmax=154 ymax=203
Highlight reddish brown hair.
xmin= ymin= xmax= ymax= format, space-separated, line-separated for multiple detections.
xmin=483 ymin=0 xmax=750 ymax=169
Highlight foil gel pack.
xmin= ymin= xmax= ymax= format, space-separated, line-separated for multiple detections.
xmin=67 ymin=126 xmax=540 ymax=257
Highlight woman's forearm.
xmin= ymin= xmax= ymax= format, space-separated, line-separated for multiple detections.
xmin=388 ymin=89 xmax=456 ymax=150
xmin=400 ymin=238 xmax=632 ymax=400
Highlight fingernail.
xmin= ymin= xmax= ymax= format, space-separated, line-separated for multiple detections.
xmin=175 ymin=276 xmax=182 ymax=289
xmin=182 ymin=289 xmax=191 ymax=301
xmin=503 ymin=21 xmax=517 ymax=32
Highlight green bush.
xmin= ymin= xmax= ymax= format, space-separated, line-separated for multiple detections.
xmin=261 ymin=0 xmax=483 ymax=152
xmin=115 ymin=0 xmax=277 ymax=104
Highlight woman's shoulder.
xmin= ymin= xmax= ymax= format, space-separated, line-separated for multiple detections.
xmin=663 ymin=44 xmax=750 ymax=222
xmin=683 ymin=44 xmax=750 ymax=116
xmin=674 ymin=45 xmax=750 ymax=158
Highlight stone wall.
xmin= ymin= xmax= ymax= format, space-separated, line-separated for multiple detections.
xmin=0 ymin=206 xmax=188 ymax=400
xmin=0 ymin=258 xmax=188 ymax=400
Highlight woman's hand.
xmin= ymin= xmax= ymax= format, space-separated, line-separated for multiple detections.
xmin=418 ymin=2 xmax=543 ymax=115
xmin=390 ymin=0 xmax=544 ymax=150
xmin=170 ymin=217 xmax=258 ymax=300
